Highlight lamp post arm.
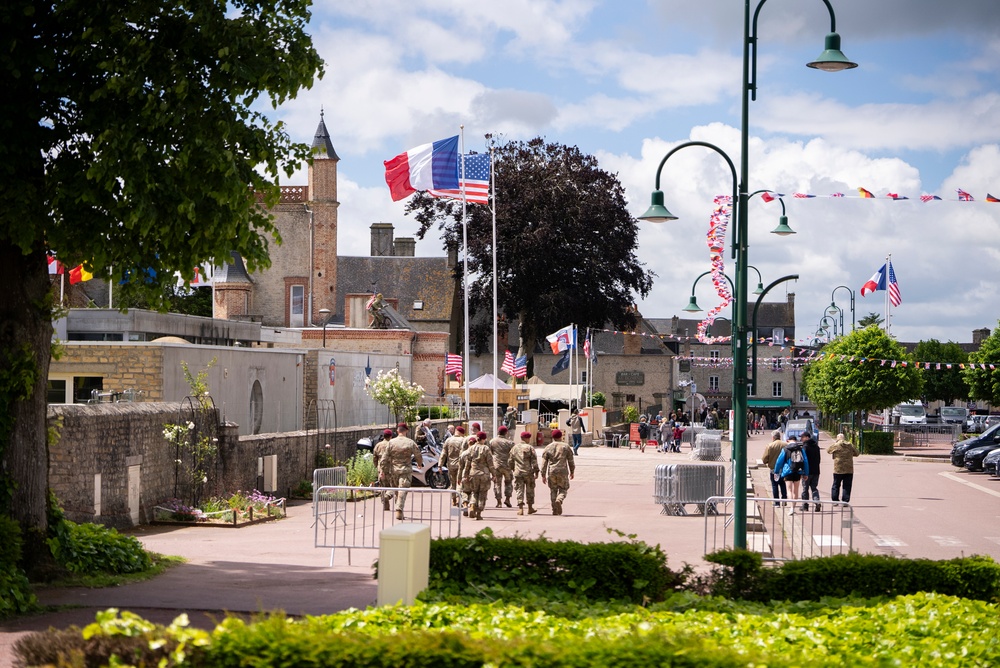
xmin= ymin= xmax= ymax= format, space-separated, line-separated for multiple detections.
xmin=750 ymin=274 xmax=799 ymax=397
xmin=831 ymin=284 xmax=856 ymax=331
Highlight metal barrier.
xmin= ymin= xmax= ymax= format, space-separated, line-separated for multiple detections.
xmin=704 ymin=496 xmax=854 ymax=561
xmin=691 ymin=432 xmax=724 ymax=461
xmin=653 ymin=463 xmax=726 ymax=516
xmin=314 ymin=485 xmax=462 ymax=565
xmin=877 ymin=423 xmax=960 ymax=446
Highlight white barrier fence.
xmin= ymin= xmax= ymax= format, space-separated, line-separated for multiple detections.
xmin=314 ymin=485 xmax=462 ymax=565
xmin=704 ymin=496 xmax=855 ymax=561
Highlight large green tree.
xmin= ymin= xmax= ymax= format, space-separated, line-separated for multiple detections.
xmin=0 ymin=0 xmax=322 ymax=540
xmin=803 ymin=325 xmax=923 ymax=418
xmin=912 ymin=339 xmax=969 ymax=405
xmin=408 ymin=138 xmax=654 ymax=367
xmin=966 ymin=323 xmax=1000 ymax=406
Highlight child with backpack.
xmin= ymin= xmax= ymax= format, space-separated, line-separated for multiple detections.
xmin=774 ymin=434 xmax=809 ymax=514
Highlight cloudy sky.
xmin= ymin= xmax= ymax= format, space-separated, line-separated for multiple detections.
xmin=264 ymin=0 xmax=1000 ymax=346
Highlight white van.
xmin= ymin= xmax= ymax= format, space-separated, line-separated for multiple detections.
xmin=892 ymin=402 xmax=926 ymax=425
xmin=939 ymin=406 xmax=968 ymax=425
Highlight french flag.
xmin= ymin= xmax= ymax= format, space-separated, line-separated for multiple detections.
xmin=860 ymin=264 xmax=885 ymax=298
xmin=384 ymin=136 xmax=460 ymax=201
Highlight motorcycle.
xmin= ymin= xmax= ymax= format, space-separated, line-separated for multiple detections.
xmin=412 ymin=442 xmax=449 ymax=489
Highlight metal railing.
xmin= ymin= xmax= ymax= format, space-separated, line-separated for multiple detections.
xmin=314 ymin=485 xmax=462 ymax=565
xmin=704 ymin=496 xmax=854 ymax=561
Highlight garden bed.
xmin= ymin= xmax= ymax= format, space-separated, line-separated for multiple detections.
xmin=152 ymin=492 xmax=286 ymax=528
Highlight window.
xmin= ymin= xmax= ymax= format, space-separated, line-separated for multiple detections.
xmin=799 ymin=389 xmax=809 ymax=403
xmin=289 ymin=284 xmax=305 ymax=327
xmin=772 ymin=381 xmax=783 ymax=398
xmin=709 ymin=350 xmax=720 ymax=360
xmin=747 ymin=382 xmax=755 ymax=396
xmin=772 ymin=328 xmax=785 ymax=345
xmin=709 ymin=376 xmax=719 ymax=391
xmin=580 ymin=371 xmax=588 ymax=383
xmin=771 ymin=357 xmax=783 ymax=372
xmin=47 ymin=379 xmax=68 ymax=404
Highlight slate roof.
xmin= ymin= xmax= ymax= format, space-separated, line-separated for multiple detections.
xmin=331 ymin=256 xmax=456 ymax=326
xmin=214 ymin=251 xmax=254 ymax=284
xmin=311 ymin=111 xmax=339 ymax=161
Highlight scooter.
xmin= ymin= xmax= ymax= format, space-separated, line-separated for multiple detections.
xmin=412 ymin=442 xmax=449 ymax=489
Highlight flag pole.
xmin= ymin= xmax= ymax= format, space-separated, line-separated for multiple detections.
xmin=884 ymin=253 xmax=891 ymax=337
xmin=460 ymin=126 xmax=470 ymax=422
xmin=490 ymin=141 xmax=498 ymax=434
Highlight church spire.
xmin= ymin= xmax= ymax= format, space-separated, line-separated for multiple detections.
xmin=311 ymin=107 xmax=339 ymax=160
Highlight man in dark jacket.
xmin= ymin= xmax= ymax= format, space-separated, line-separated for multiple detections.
xmin=799 ymin=430 xmax=822 ymax=511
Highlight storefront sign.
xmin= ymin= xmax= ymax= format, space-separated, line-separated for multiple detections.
xmin=616 ymin=371 xmax=645 ymax=386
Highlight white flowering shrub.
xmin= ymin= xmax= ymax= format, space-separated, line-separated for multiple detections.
xmin=365 ymin=368 xmax=425 ymax=424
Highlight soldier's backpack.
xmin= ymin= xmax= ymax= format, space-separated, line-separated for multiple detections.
xmin=787 ymin=445 xmax=805 ymax=474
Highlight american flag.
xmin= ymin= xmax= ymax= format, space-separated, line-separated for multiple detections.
xmin=957 ymin=188 xmax=974 ymax=201
xmin=365 ymin=293 xmax=377 ymax=309
xmin=793 ymin=193 xmax=815 ymax=198
xmin=887 ymin=261 xmax=902 ymax=307
xmin=427 ymin=153 xmax=490 ymax=205
xmin=919 ymin=194 xmax=941 ymax=202
xmin=500 ymin=350 xmax=516 ymax=375
xmin=445 ymin=353 xmax=463 ymax=379
xmin=512 ymin=355 xmax=527 ymax=379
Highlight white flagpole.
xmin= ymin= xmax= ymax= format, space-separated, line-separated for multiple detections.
xmin=460 ymin=127 xmax=470 ymax=422
xmin=884 ymin=253 xmax=891 ymax=337
xmin=490 ymin=143 xmax=498 ymax=434
xmin=108 ymin=266 xmax=113 ymax=309
xmin=60 ymin=272 xmax=64 ymax=305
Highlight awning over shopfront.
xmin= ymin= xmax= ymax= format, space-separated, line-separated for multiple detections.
xmin=747 ymin=399 xmax=791 ymax=408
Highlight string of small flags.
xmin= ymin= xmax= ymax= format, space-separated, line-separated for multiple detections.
xmin=758 ymin=188 xmax=996 ymax=202
xmin=676 ymin=353 xmax=995 ymax=370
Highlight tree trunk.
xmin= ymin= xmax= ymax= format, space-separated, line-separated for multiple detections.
xmin=517 ymin=315 xmax=537 ymax=378
xmin=0 ymin=242 xmax=53 ymax=543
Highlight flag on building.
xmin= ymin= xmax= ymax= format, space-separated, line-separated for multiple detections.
xmin=500 ymin=349 xmax=516 ymax=375
xmin=427 ymin=153 xmax=490 ymax=205
xmin=383 ymin=136 xmax=459 ymax=202
xmin=887 ymin=261 xmax=902 ymax=306
xmin=513 ymin=355 xmax=528 ymax=379
xmin=858 ymin=187 xmax=875 ymax=198
xmin=69 ymin=264 xmax=93 ymax=284
xmin=445 ymin=353 xmax=463 ymax=380
xmin=551 ymin=349 xmax=570 ymax=375
xmin=546 ymin=325 xmax=576 ymax=353
xmin=957 ymin=188 xmax=974 ymax=201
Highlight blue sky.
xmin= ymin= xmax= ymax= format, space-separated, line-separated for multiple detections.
xmin=266 ymin=0 xmax=1000 ymax=346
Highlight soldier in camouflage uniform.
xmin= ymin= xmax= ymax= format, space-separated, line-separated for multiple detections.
xmin=378 ymin=422 xmax=423 ymax=520
xmin=373 ymin=428 xmax=394 ymax=511
xmin=438 ymin=425 xmax=466 ymax=506
xmin=508 ymin=430 xmax=539 ymax=515
xmin=455 ymin=436 xmax=476 ymax=516
xmin=489 ymin=426 xmax=516 ymax=507
xmin=459 ymin=433 xmax=496 ymax=520
xmin=541 ymin=428 xmax=575 ymax=516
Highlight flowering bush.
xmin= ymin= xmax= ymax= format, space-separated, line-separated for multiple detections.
xmin=365 ymin=368 xmax=425 ymax=423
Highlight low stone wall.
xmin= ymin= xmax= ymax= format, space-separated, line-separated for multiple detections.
xmin=48 ymin=402 xmax=458 ymax=529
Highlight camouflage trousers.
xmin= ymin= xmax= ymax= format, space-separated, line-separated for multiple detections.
xmin=546 ymin=471 xmax=570 ymax=507
xmin=513 ymin=473 xmax=536 ymax=507
xmin=466 ymin=475 xmax=491 ymax=512
xmin=493 ymin=465 xmax=513 ymax=502
xmin=387 ymin=470 xmax=412 ymax=511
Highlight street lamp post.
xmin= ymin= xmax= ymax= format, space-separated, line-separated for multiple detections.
xmin=639 ymin=0 xmax=855 ymax=549
xmin=318 ymin=308 xmax=331 ymax=347
xmin=751 ymin=274 xmax=799 ymax=396
xmin=829 ymin=285 xmax=856 ymax=333
xmin=819 ymin=314 xmax=837 ymax=339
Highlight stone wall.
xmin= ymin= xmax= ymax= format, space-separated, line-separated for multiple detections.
xmin=50 ymin=345 xmax=165 ymax=401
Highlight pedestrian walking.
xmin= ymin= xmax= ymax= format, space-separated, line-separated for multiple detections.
xmin=490 ymin=426 xmax=515 ymax=507
xmin=760 ymin=429 xmax=787 ymax=506
xmin=438 ymin=425 xmax=466 ymax=506
xmin=459 ymin=432 xmax=496 ymax=520
xmin=799 ymin=430 xmax=822 ymax=511
xmin=566 ymin=408 xmax=585 ymax=455
xmin=637 ymin=416 xmax=650 ymax=452
xmin=827 ymin=433 xmax=861 ymax=503
xmin=658 ymin=418 xmax=671 ymax=451
xmin=508 ymin=431 xmax=539 ymax=515
xmin=774 ymin=434 xmax=809 ymax=514
xmin=378 ymin=422 xmax=423 ymax=520
xmin=671 ymin=424 xmax=685 ymax=452
xmin=541 ymin=428 xmax=575 ymax=515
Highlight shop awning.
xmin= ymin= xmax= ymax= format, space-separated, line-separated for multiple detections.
xmin=747 ymin=399 xmax=791 ymax=408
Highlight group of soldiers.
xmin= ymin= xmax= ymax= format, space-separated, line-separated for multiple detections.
xmin=372 ymin=420 xmax=576 ymax=521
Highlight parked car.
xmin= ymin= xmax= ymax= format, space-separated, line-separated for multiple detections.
xmin=939 ymin=406 xmax=968 ymax=425
xmin=950 ymin=423 xmax=1000 ymax=467
xmin=983 ymin=448 xmax=1000 ymax=477
xmin=964 ymin=443 xmax=1000 ymax=472
xmin=965 ymin=415 xmax=986 ymax=433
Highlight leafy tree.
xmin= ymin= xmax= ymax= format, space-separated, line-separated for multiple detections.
xmin=965 ymin=323 xmax=1000 ymax=405
xmin=366 ymin=369 xmax=425 ymax=424
xmin=0 ymin=0 xmax=323 ymax=545
xmin=912 ymin=339 xmax=969 ymax=405
xmin=409 ymin=138 xmax=653 ymax=370
xmin=858 ymin=312 xmax=885 ymax=328
xmin=803 ymin=326 xmax=923 ymax=420
xmin=114 ymin=285 xmax=213 ymax=318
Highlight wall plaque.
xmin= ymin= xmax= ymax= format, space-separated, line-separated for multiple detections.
xmin=616 ymin=371 xmax=645 ymax=386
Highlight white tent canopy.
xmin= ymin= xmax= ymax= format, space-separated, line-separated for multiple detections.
xmin=524 ymin=378 xmax=578 ymax=402
xmin=465 ymin=373 xmax=511 ymax=390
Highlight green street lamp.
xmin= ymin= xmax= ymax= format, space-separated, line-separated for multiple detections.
xmin=639 ymin=0 xmax=855 ymax=550
xmin=829 ymin=285 xmax=856 ymax=332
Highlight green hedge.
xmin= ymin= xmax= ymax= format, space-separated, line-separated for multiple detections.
xmin=49 ymin=520 xmax=152 ymax=575
xmin=0 ymin=515 xmax=36 ymax=618
xmin=705 ymin=550 xmax=1000 ymax=603
xmin=416 ymin=406 xmax=451 ymax=420
xmin=861 ymin=429 xmax=894 ymax=454
xmin=426 ymin=529 xmax=681 ymax=603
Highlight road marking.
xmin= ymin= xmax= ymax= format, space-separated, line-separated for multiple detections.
xmin=929 ymin=535 xmax=968 ymax=547
xmin=872 ymin=535 xmax=907 ymax=547
xmin=938 ymin=471 xmax=1000 ymax=498
xmin=814 ymin=535 xmax=845 ymax=547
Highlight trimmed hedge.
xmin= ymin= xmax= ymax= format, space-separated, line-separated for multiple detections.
xmin=861 ymin=429 xmax=894 ymax=454
xmin=427 ymin=529 xmax=681 ymax=603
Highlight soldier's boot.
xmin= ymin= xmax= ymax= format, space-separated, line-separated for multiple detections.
xmin=504 ymin=498 xmax=512 ymax=508
xmin=527 ymin=505 xmax=537 ymax=515
xmin=496 ymin=498 xmax=502 ymax=508
xmin=395 ymin=509 xmax=404 ymax=521
xmin=517 ymin=505 xmax=524 ymax=516
xmin=382 ymin=496 xmax=391 ymax=511
xmin=552 ymin=501 xmax=561 ymax=515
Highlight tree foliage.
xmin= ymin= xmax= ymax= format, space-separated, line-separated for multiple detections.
xmin=913 ymin=339 xmax=969 ymax=405
xmin=803 ymin=326 xmax=923 ymax=415
xmin=966 ymin=323 xmax=1000 ymax=405
xmin=408 ymin=138 xmax=653 ymax=361
xmin=0 ymin=0 xmax=323 ymax=537
xmin=366 ymin=369 xmax=425 ymax=424
xmin=858 ymin=312 xmax=885 ymax=328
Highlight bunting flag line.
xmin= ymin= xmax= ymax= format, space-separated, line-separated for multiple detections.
xmin=697 ymin=195 xmax=733 ymax=344
xmin=737 ymin=188 xmax=1000 ymax=202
